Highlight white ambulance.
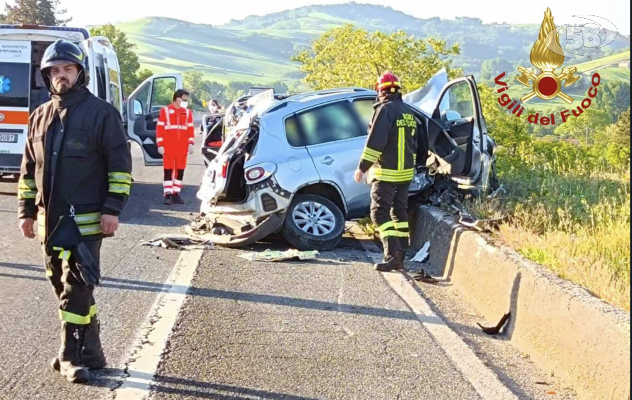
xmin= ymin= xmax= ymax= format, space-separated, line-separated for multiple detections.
xmin=0 ymin=24 xmax=182 ymax=180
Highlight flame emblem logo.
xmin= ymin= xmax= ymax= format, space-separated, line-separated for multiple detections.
xmin=516 ymin=8 xmax=581 ymax=104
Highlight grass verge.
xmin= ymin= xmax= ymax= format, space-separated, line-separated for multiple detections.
xmin=469 ymin=147 xmax=630 ymax=310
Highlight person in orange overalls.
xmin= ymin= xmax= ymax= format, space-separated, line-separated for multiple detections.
xmin=156 ymin=89 xmax=195 ymax=205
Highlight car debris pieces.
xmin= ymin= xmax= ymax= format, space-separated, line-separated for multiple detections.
xmin=140 ymin=236 xmax=213 ymax=251
xmin=238 ymin=249 xmax=319 ymax=262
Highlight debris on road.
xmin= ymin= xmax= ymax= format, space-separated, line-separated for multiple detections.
xmin=410 ymin=241 xmax=431 ymax=263
xmin=238 ymin=249 xmax=319 ymax=262
xmin=141 ymin=236 xmax=213 ymax=251
xmin=477 ymin=312 xmax=511 ymax=335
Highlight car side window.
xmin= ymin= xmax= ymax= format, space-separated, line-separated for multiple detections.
xmin=292 ymin=101 xmax=363 ymax=146
xmin=351 ymin=98 xmax=375 ymax=133
xmin=134 ymin=81 xmax=151 ymax=115
xmin=438 ymin=81 xmax=474 ymax=122
xmin=150 ymin=77 xmax=176 ymax=113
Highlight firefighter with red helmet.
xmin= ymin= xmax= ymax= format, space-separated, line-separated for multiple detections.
xmin=355 ymin=72 xmax=432 ymax=276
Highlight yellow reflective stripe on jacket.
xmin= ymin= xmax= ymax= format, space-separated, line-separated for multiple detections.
xmin=75 ymin=213 xmax=102 ymax=236
xmin=394 ymin=221 xmax=409 ymax=231
xmin=109 ymin=172 xmax=132 ymax=195
xmin=372 ymin=167 xmax=414 ymax=182
xmin=108 ymin=172 xmax=132 ymax=184
xmin=90 ymin=304 xmax=98 ymax=317
xmin=109 ymin=184 xmax=131 ymax=195
xmin=74 ymin=212 xmax=101 ymax=225
xmin=361 ymin=147 xmax=382 ymax=163
xmin=18 ymin=178 xmax=37 ymax=199
xmin=59 ymin=310 xmax=90 ymax=325
xmin=398 ymin=127 xmax=405 ymax=171
xmin=78 ymin=224 xmax=102 ymax=236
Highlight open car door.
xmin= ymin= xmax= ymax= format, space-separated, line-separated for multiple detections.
xmin=126 ymin=73 xmax=183 ymax=166
xmin=426 ymin=76 xmax=487 ymax=184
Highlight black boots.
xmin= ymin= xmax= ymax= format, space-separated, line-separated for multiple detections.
xmin=52 ymin=317 xmax=106 ymax=373
xmin=82 ymin=316 xmax=107 ymax=369
xmin=53 ymin=322 xmax=89 ymax=383
xmin=374 ymin=251 xmax=405 ymax=272
xmin=165 ymin=193 xmax=184 ymax=205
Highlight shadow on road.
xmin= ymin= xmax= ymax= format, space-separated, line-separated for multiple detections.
xmin=118 ymin=181 xmax=200 ymax=227
xmin=77 ymin=368 xmax=323 ymax=399
xmin=0 ymin=261 xmax=423 ymax=324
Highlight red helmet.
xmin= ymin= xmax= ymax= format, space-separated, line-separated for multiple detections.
xmin=376 ymin=71 xmax=401 ymax=93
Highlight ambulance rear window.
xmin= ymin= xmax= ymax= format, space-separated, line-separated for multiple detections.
xmin=0 ymin=62 xmax=29 ymax=108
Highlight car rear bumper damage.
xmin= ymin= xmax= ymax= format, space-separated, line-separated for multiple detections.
xmin=192 ymin=176 xmax=292 ymax=247
xmin=187 ymin=211 xmax=284 ymax=248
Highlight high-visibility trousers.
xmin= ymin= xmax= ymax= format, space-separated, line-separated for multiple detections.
xmin=43 ymin=239 xmax=102 ymax=325
xmin=370 ymin=181 xmax=410 ymax=256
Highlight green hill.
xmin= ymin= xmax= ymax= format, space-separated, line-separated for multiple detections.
xmin=112 ymin=3 xmax=630 ymax=85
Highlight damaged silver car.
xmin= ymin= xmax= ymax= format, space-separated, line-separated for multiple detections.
xmin=191 ymin=69 xmax=497 ymax=251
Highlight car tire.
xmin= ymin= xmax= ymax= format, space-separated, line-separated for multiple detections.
xmin=281 ymin=194 xmax=345 ymax=251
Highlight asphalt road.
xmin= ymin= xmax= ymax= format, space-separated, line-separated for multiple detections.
xmin=0 ymin=134 xmax=575 ymax=400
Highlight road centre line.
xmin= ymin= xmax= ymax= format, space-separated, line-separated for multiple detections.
xmin=111 ymin=249 xmax=203 ymax=400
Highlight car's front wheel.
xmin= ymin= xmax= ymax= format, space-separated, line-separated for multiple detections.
xmin=281 ymin=194 xmax=345 ymax=251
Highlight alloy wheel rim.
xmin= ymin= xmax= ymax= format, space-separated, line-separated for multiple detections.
xmin=292 ymin=201 xmax=336 ymax=236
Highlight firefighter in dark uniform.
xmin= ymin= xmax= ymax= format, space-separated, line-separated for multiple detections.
xmin=17 ymin=39 xmax=132 ymax=383
xmin=355 ymin=72 xmax=429 ymax=273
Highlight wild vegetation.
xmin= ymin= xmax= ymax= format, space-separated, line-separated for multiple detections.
xmin=476 ymin=84 xmax=630 ymax=310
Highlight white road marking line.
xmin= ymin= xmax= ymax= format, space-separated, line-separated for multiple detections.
xmin=112 ymin=249 xmax=203 ymax=400
xmin=347 ymin=223 xmax=519 ymax=400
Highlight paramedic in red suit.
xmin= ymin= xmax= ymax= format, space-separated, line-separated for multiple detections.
xmin=156 ymin=89 xmax=195 ymax=205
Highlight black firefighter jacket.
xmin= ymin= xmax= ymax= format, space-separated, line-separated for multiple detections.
xmin=18 ymin=87 xmax=132 ymax=242
xmin=358 ymin=92 xmax=427 ymax=183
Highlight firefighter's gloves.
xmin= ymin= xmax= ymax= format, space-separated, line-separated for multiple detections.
xmin=19 ymin=218 xmax=36 ymax=239
xmin=188 ymin=144 xmax=194 ymax=155
xmin=72 ymin=242 xmax=101 ymax=285
xmin=101 ymin=214 xmax=119 ymax=235
xmin=158 ymin=147 xmax=165 ymax=155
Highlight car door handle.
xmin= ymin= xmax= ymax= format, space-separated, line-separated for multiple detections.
xmin=321 ymin=156 xmax=334 ymax=165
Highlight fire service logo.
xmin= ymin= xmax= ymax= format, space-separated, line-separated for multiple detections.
xmin=494 ymin=8 xmax=604 ymax=127
xmin=515 ymin=8 xmax=581 ymax=104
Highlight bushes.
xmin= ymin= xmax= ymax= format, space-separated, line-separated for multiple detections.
xmin=488 ymin=143 xmax=630 ymax=310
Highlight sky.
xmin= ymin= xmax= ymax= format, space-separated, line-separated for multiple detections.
xmin=4 ymin=0 xmax=631 ymax=34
